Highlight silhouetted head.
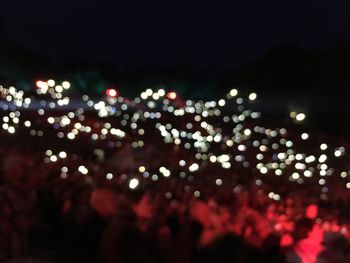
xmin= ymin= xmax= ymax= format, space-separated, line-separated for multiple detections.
xmin=294 ymin=217 xmax=314 ymax=242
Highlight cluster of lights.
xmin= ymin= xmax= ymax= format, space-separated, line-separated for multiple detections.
xmin=0 ymin=85 xmax=31 ymax=108
xmin=1 ymin=81 xmax=350 ymax=199
xmin=44 ymin=149 xmax=68 ymax=163
xmin=36 ymin=80 xmax=70 ymax=95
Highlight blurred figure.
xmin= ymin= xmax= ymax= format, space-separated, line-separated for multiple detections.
xmin=157 ymin=204 xmax=195 ymax=263
xmin=90 ymin=187 xmax=119 ymax=219
xmin=132 ymin=192 xmax=155 ymax=233
xmin=285 ymin=218 xmax=324 ymax=263
xmin=96 ymin=188 xmax=152 ymax=263
xmin=317 ymin=232 xmax=349 ymax=263
xmin=189 ymin=200 xmax=215 ymax=246
xmin=0 ymin=153 xmax=39 ymax=261
xmin=58 ymin=185 xmax=96 ymax=263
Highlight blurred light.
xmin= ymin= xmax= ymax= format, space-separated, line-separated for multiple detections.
xmin=320 ymin=144 xmax=328 ymax=151
xmin=222 ymin=162 xmax=231 ymax=169
xmin=179 ymin=160 xmax=186 ymax=166
xmin=216 ymin=179 xmax=223 ymax=185
xmin=295 ymin=113 xmax=306 ymax=121
xmin=78 ymin=165 xmax=88 ymax=175
xmin=334 ymin=149 xmax=343 ymax=157
xmin=167 ymin=91 xmax=177 ymax=100
xmin=8 ymin=126 xmax=15 ymax=133
xmin=340 ymin=172 xmax=347 ymax=178
xmin=319 ymin=154 xmax=327 ymax=163
xmin=67 ymin=133 xmax=75 ymax=140
xmin=138 ymin=166 xmax=146 ymax=173
xmin=59 ymin=151 xmax=67 ymax=159
xmin=260 ymin=167 xmax=268 ymax=174
xmin=129 ymin=178 xmax=139 ymax=189
xmin=229 ymin=89 xmax=238 ymax=97
xmin=36 ymin=80 xmax=44 ymax=88
xmin=189 ymin=163 xmax=199 ymax=172
xmin=62 ymin=81 xmax=71 ymax=89
xmin=106 ymin=173 xmax=113 ymax=180
xmin=47 ymin=79 xmax=55 ymax=87
xmin=290 ymin=111 xmax=297 ymax=118
xmin=319 ymin=179 xmax=326 ymax=185
xmin=55 ymin=85 xmax=63 ymax=93
xmin=218 ymin=99 xmax=226 ymax=106
xmin=50 ymin=155 xmax=58 ymax=162
xmin=158 ymin=89 xmax=165 ymax=96
xmin=248 ymin=92 xmax=257 ymax=101
xmin=304 ymin=170 xmax=313 ymax=177
xmin=301 ymin=133 xmax=309 ymax=140
xmin=105 ymin=88 xmax=118 ymax=97
xmin=275 ymin=169 xmax=283 ymax=176
xmin=292 ymin=172 xmax=300 ymax=180
xmin=24 ymin=121 xmax=31 ymax=127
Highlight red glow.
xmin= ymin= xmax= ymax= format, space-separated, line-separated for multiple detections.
xmin=306 ymin=204 xmax=318 ymax=219
xmin=167 ymin=91 xmax=177 ymax=100
xmin=280 ymin=234 xmax=293 ymax=247
xmin=105 ymin=88 xmax=118 ymax=97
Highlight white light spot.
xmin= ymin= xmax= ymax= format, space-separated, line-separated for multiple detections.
xmin=216 ymin=179 xmax=223 ymax=186
xmin=320 ymin=144 xmax=328 ymax=151
xmin=129 ymin=178 xmax=139 ymax=189
xmin=260 ymin=167 xmax=268 ymax=174
xmin=59 ymin=151 xmax=67 ymax=159
xmin=295 ymin=113 xmax=306 ymax=121
xmin=229 ymin=89 xmax=238 ymax=97
xmin=248 ymin=92 xmax=257 ymax=101
xmin=301 ymin=133 xmax=309 ymax=140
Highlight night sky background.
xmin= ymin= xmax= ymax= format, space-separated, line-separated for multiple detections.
xmin=0 ymin=0 xmax=348 ymax=68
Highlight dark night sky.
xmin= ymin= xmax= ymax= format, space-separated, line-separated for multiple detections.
xmin=0 ymin=0 xmax=349 ymax=68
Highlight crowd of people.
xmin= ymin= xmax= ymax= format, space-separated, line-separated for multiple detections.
xmin=0 ymin=147 xmax=350 ymax=263
xmin=1 ymin=83 xmax=350 ymax=262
